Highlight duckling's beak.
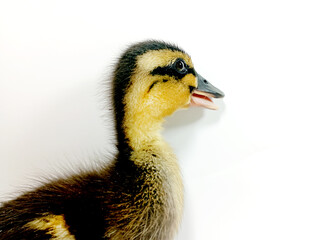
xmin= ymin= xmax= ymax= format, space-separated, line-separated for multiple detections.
xmin=190 ymin=72 xmax=225 ymax=110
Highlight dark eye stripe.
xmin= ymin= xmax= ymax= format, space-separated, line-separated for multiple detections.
xmin=150 ymin=65 xmax=196 ymax=80
xmin=187 ymin=68 xmax=195 ymax=76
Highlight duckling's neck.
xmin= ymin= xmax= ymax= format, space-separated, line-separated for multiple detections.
xmin=123 ymin=113 xmax=165 ymax=153
xmin=116 ymin=111 xmax=184 ymax=239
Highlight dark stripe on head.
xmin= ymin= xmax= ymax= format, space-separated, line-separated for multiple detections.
xmin=148 ymin=80 xmax=159 ymax=92
xmin=151 ymin=61 xmax=196 ymax=80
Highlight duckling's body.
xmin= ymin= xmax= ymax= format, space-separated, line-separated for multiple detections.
xmin=0 ymin=41 xmax=224 ymax=240
xmin=0 ymin=148 xmax=181 ymax=239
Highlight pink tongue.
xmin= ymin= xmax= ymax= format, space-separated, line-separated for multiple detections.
xmin=190 ymin=94 xmax=218 ymax=110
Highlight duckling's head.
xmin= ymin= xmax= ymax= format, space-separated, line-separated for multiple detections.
xmin=112 ymin=40 xmax=224 ymax=147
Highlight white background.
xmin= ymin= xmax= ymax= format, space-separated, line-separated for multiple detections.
xmin=1 ymin=1 xmax=319 ymax=239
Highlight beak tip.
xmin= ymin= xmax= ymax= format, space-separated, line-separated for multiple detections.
xmin=214 ymin=91 xmax=225 ymax=98
xmin=196 ymin=72 xmax=225 ymax=99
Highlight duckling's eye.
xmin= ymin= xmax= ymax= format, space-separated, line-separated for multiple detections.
xmin=174 ymin=59 xmax=187 ymax=74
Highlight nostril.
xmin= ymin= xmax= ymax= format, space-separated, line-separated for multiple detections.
xmin=203 ymin=79 xmax=208 ymax=84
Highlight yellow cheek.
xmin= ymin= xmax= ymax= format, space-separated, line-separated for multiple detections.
xmin=144 ymin=81 xmax=190 ymax=117
xmin=182 ymin=74 xmax=197 ymax=88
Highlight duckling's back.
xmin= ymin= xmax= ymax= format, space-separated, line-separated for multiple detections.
xmin=0 ymin=168 xmax=109 ymax=240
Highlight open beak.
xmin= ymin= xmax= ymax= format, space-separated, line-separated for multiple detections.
xmin=190 ymin=72 xmax=225 ymax=110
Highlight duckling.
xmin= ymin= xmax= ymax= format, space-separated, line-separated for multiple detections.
xmin=0 ymin=40 xmax=224 ymax=240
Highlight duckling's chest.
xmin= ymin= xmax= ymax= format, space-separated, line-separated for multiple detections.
xmin=132 ymin=147 xmax=184 ymax=208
